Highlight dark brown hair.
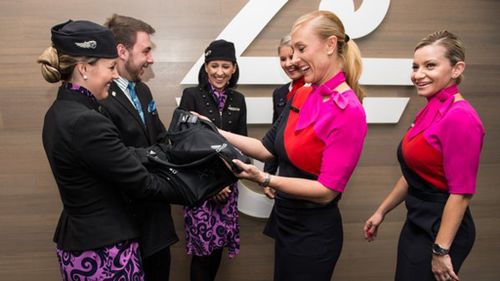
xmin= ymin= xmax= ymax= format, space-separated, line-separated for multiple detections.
xmin=104 ymin=14 xmax=155 ymax=49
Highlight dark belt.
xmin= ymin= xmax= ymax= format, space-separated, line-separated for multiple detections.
xmin=275 ymin=194 xmax=340 ymax=209
xmin=408 ymin=187 xmax=449 ymax=203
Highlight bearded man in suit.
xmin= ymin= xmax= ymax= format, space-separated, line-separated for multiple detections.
xmin=100 ymin=14 xmax=178 ymax=281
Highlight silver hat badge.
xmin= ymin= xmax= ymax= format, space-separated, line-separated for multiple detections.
xmin=75 ymin=40 xmax=97 ymax=49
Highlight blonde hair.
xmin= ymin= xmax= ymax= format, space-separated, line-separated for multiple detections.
xmin=278 ymin=34 xmax=292 ymax=54
xmin=37 ymin=46 xmax=98 ymax=83
xmin=292 ymin=10 xmax=364 ymax=101
xmin=415 ymin=30 xmax=465 ymax=84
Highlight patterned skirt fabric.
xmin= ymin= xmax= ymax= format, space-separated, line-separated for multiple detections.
xmin=56 ymin=240 xmax=144 ymax=281
xmin=184 ymin=183 xmax=240 ymax=258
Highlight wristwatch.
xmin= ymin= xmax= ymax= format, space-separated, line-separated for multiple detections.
xmin=432 ymin=243 xmax=450 ymax=256
xmin=259 ymin=173 xmax=271 ymax=187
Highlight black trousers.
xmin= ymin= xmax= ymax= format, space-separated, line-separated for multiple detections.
xmin=190 ymin=248 xmax=224 ymax=281
xmin=143 ymin=247 xmax=171 ymax=281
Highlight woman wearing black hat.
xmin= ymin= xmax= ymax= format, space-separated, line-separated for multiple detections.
xmin=179 ymin=39 xmax=247 ymax=281
xmin=38 ymin=20 xmax=187 ymax=281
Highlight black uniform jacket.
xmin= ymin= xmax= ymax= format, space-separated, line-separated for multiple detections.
xmin=100 ymin=81 xmax=178 ymax=257
xmin=264 ymin=83 xmax=290 ymax=174
xmin=271 ymin=83 xmax=291 ymax=123
xmin=42 ymin=86 xmax=175 ymax=251
xmin=179 ymin=85 xmax=247 ymax=136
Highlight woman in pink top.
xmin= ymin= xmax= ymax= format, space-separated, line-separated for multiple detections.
xmin=364 ymin=31 xmax=485 ymax=281
xmin=216 ymin=11 xmax=367 ymax=281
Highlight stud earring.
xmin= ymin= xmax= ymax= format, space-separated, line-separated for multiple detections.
xmin=83 ymin=75 xmax=88 ymax=80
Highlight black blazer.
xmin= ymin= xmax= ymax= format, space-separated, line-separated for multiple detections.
xmin=179 ymin=85 xmax=247 ymax=136
xmin=101 ymin=81 xmax=165 ymax=146
xmin=100 ymin=81 xmax=178 ymax=257
xmin=271 ymin=83 xmax=291 ymax=123
xmin=43 ymin=86 xmax=177 ymax=251
xmin=264 ymin=83 xmax=290 ymax=174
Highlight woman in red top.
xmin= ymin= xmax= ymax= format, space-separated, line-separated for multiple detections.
xmin=216 ymin=11 xmax=367 ymax=281
xmin=364 ymin=31 xmax=485 ymax=281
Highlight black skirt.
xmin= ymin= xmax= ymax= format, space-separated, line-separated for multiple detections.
xmin=265 ymin=196 xmax=343 ymax=281
xmin=395 ymin=188 xmax=475 ymax=281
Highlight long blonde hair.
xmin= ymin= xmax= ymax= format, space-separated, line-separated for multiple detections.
xmin=292 ymin=10 xmax=364 ymax=101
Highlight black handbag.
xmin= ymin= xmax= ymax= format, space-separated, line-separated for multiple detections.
xmin=132 ymin=108 xmax=250 ymax=207
xmin=165 ymin=108 xmax=251 ymax=172
xmin=132 ymin=145 xmax=237 ymax=207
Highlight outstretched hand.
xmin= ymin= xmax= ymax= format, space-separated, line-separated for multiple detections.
xmin=364 ymin=212 xmax=384 ymax=242
xmin=232 ymin=159 xmax=266 ymax=183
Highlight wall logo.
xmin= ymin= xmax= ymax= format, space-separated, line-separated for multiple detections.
xmin=180 ymin=0 xmax=411 ymax=217
xmin=182 ymin=0 xmax=409 ymax=86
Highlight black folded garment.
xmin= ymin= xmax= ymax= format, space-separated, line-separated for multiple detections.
xmin=165 ymin=108 xmax=251 ymax=173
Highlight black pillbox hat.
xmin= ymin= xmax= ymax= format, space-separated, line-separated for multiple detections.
xmin=204 ymin=39 xmax=237 ymax=63
xmin=51 ymin=20 xmax=118 ymax=58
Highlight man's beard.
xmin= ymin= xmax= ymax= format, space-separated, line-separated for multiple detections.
xmin=125 ymin=60 xmax=142 ymax=82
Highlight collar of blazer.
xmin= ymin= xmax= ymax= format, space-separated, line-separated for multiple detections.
xmin=108 ymin=81 xmax=150 ymax=130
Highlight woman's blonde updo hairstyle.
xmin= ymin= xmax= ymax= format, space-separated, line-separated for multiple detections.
xmin=292 ymin=10 xmax=364 ymax=101
xmin=37 ymin=46 xmax=98 ymax=83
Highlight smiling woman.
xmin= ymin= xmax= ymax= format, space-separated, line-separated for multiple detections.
xmin=364 ymin=31 xmax=485 ymax=281
xmin=37 ymin=20 xmax=188 ymax=281
xmin=178 ymin=39 xmax=247 ymax=281
xmin=216 ymin=10 xmax=367 ymax=281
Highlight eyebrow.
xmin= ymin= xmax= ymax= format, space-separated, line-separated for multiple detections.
xmin=413 ymin=58 xmax=438 ymax=64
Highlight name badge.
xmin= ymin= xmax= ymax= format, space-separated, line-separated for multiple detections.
xmin=228 ymin=106 xmax=240 ymax=111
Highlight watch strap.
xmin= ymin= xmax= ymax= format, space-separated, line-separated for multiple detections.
xmin=432 ymin=243 xmax=450 ymax=256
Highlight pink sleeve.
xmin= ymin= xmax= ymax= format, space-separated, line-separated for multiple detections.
xmin=317 ymin=105 xmax=367 ymax=192
xmin=438 ymin=107 xmax=484 ymax=194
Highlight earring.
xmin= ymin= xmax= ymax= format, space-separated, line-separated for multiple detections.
xmin=83 ymin=75 xmax=88 ymax=80
xmin=327 ymin=50 xmax=333 ymax=56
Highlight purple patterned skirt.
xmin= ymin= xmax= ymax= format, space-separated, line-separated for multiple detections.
xmin=184 ymin=183 xmax=240 ymax=258
xmin=56 ymin=240 xmax=144 ymax=281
